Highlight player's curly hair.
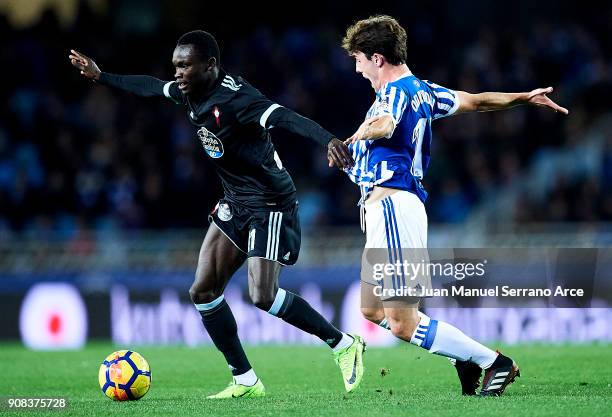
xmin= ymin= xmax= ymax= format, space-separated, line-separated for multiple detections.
xmin=342 ymin=15 xmax=407 ymax=65
xmin=177 ymin=30 xmax=220 ymax=65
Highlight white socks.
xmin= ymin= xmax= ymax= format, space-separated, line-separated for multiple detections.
xmin=332 ymin=333 xmax=354 ymax=352
xmin=233 ymin=368 xmax=258 ymax=386
xmin=408 ymin=312 xmax=497 ymax=369
xmin=428 ymin=320 xmax=497 ymax=368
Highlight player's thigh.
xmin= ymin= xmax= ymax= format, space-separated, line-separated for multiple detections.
xmin=361 ymin=281 xmax=384 ymax=322
xmin=363 ymin=192 xmax=431 ymax=294
xmin=247 ymin=202 xmax=301 ymax=266
xmin=190 ymin=222 xmax=247 ymax=303
xmin=247 ymin=257 xmax=282 ymax=309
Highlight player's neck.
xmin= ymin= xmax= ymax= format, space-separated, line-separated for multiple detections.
xmin=188 ymin=70 xmax=221 ymax=102
xmin=377 ymin=64 xmax=411 ymax=90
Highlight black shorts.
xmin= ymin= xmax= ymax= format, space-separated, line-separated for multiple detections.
xmin=209 ymin=199 xmax=301 ymax=265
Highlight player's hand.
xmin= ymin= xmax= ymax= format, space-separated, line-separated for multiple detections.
xmin=69 ymin=49 xmax=101 ymax=81
xmin=327 ymin=138 xmax=354 ymax=169
xmin=526 ymin=87 xmax=569 ymax=115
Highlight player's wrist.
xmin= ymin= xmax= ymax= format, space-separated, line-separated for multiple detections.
xmin=97 ymin=71 xmax=108 ymax=83
xmin=518 ymin=92 xmax=530 ymax=104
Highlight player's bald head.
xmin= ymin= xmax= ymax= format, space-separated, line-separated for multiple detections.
xmin=342 ymin=15 xmax=407 ymax=66
xmin=177 ymin=30 xmax=220 ymax=66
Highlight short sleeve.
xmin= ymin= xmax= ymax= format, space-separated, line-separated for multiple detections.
xmin=375 ymin=83 xmax=409 ymax=125
xmin=423 ymin=80 xmax=460 ymax=120
xmin=162 ymin=81 xmax=185 ymax=105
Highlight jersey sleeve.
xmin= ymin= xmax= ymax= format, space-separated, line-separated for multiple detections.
xmin=234 ymin=86 xmax=280 ymax=128
xmin=162 ymin=81 xmax=185 ymax=105
xmin=422 ymin=80 xmax=460 ymax=120
xmin=376 ymin=83 xmax=409 ymax=125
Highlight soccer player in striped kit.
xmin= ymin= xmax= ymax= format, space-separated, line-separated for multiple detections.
xmin=339 ymin=15 xmax=568 ymax=396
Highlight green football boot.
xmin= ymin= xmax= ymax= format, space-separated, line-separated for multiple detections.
xmin=207 ymin=378 xmax=266 ymax=399
xmin=333 ymin=334 xmax=366 ymax=392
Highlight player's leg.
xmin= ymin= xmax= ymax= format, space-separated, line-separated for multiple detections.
xmin=246 ymin=203 xmax=354 ymax=348
xmin=247 ymin=256 xmax=365 ymax=392
xmin=189 ymin=222 xmax=263 ymax=398
xmin=360 ymin=196 xmax=396 ymax=332
xmin=360 ymin=280 xmax=390 ymax=329
xmin=377 ymin=194 xmax=493 ymax=367
xmin=247 ymin=257 xmax=350 ymax=348
xmin=382 ymin=300 xmax=519 ymax=395
xmin=382 ymin=300 xmax=491 ymax=365
xmin=246 ymin=203 xmax=365 ymax=392
xmin=366 ymin=191 xmax=517 ymax=395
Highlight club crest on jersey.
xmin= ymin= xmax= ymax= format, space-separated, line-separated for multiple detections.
xmin=197 ymin=126 xmax=224 ymax=159
xmin=217 ymin=203 xmax=232 ymax=221
xmin=374 ymin=96 xmax=392 ymax=114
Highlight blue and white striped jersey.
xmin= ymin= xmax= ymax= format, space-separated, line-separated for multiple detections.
xmin=346 ymin=71 xmax=460 ymax=203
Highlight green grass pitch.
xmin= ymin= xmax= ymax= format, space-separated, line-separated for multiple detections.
xmin=1 ymin=343 xmax=610 ymax=417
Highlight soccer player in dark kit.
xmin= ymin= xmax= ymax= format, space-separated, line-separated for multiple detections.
xmin=69 ymin=30 xmax=365 ymax=398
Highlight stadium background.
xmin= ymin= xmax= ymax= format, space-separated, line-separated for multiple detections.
xmin=0 ymin=0 xmax=611 ymax=350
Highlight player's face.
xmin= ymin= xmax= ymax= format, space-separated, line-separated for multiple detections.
xmin=172 ymin=44 xmax=216 ymax=97
xmin=353 ymin=52 xmax=380 ymax=90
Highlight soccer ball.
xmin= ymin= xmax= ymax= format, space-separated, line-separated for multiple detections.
xmin=98 ymin=350 xmax=151 ymax=401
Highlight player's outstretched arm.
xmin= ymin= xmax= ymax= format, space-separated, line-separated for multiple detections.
xmin=264 ymin=107 xmax=354 ymax=169
xmin=456 ymin=87 xmax=569 ymax=115
xmin=345 ymin=115 xmax=394 ymax=144
xmin=68 ymin=49 xmax=169 ymax=98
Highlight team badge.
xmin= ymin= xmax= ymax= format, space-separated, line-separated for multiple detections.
xmin=375 ymin=96 xmax=392 ymax=114
xmin=197 ymin=126 xmax=224 ymax=158
xmin=217 ymin=203 xmax=232 ymax=222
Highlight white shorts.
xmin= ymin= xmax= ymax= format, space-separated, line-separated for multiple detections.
xmin=365 ymin=190 xmax=428 ymax=249
xmin=361 ymin=191 xmax=430 ymax=299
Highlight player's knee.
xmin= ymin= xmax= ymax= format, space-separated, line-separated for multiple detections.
xmin=249 ymin=286 xmax=276 ymax=311
xmin=189 ymin=283 xmax=221 ymax=305
xmin=387 ymin=316 xmax=419 ymax=340
xmin=361 ymin=307 xmax=385 ymax=323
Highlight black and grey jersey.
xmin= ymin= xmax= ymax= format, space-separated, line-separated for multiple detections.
xmin=98 ymin=68 xmax=336 ymax=210
xmin=163 ymin=70 xmax=296 ymax=209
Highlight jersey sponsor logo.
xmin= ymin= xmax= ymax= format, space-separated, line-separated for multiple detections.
xmin=197 ymin=126 xmax=224 ymax=159
xmin=217 ymin=203 xmax=233 ymax=221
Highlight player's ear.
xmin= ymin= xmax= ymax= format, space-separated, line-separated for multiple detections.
xmin=206 ymin=57 xmax=217 ymax=71
xmin=372 ymin=53 xmax=384 ymax=67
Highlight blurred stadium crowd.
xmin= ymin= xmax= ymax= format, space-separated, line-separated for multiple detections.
xmin=0 ymin=0 xmax=610 ymax=238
